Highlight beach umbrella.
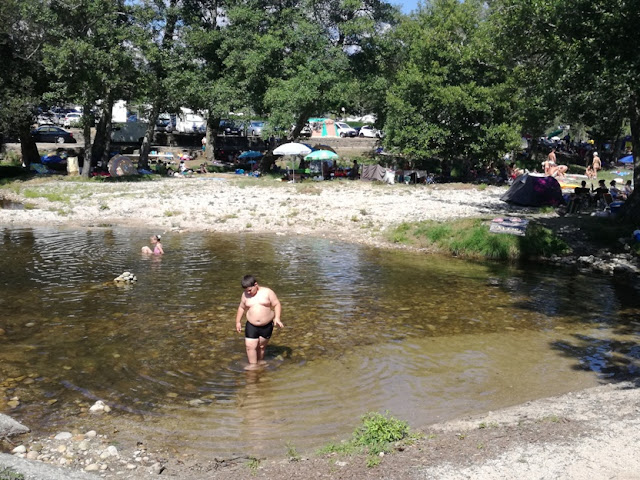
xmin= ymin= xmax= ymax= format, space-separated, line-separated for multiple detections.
xmin=238 ymin=150 xmax=263 ymax=159
xmin=304 ymin=150 xmax=338 ymax=161
xmin=272 ymin=142 xmax=313 ymax=156
xmin=619 ymin=155 xmax=633 ymax=164
xmin=305 ymin=150 xmax=338 ymax=179
xmin=273 ymin=143 xmax=313 ymax=182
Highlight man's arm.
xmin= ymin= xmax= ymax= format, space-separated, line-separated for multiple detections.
xmin=270 ymin=290 xmax=283 ymax=328
xmin=235 ymin=297 xmax=246 ymax=333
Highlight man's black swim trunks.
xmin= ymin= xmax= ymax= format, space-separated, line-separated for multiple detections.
xmin=245 ymin=321 xmax=274 ymax=339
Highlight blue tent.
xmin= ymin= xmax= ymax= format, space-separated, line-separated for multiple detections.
xmin=619 ymin=155 xmax=634 ymax=164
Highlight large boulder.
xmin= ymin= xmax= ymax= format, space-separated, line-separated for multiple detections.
xmin=0 ymin=414 xmax=29 ymax=438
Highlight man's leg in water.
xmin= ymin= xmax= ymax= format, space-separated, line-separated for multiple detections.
xmin=257 ymin=337 xmax=269 ymax=363
xmin=245 ymin=338 xmax=259 ymax=364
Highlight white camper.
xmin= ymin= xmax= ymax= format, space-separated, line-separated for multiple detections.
xmin=174 ymin=108 xmax=206 ymax=134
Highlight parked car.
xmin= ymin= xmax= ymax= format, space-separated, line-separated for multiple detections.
xmin=63 ymin=112 xmax=82 ymax=128
xmin=336 ymin=122 xmax=357 ymax=138
xmin=30 ymin=126 xmax=77 ymax=144
xmin=36 ymin=113 xmax=56 ymax=126
xmin=358 ymin=125 xmax=383 ymax=138
xmin=219 ymin=120 xmax=243 ymax=136
xmin=247 ymin=120 xmax=266 ymax=136
xmin=290 ymin=123 xmax=311 ymax=138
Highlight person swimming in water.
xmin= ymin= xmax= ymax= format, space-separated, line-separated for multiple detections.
xmin=141 ymin=235 xmax=164 ymax=255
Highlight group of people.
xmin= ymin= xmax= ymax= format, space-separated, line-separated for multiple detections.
xmin=586 ymin=151 xmax=602 ymax=179
xmin=569 ymin=178 xmax=633 ymax=212
xmin=141 ymin=236 xmax=282 ymax=369
xmin=543 ymin=148 xmax=568 ymax=178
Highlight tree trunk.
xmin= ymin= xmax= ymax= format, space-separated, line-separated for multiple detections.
xmin=81 ymin=102 xmax=93 ymax=178
xmin=206 ymin=117 xmax=220 ymax=163
xmin=19 ymin=122 xmax=39 ymax=168
xmin=140 ymin=102 xmax=160 ymax=170
xmin=92 ymin=93 xmax=114 ymax=168
xmin=619 ymin=97 xmax=640 ymax=223
xmin=290 ymin=112 xmax=310 ymax=141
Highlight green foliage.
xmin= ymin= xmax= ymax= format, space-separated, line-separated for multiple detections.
xmin=285 ymin=441 xmax=301 ymax=462
xmin=318 ymin=411 xmax=414 ymax=466
xmin=390 ymin=218 xmax=569 ymax=260
xmin=385 ymin=0 xmax=521 ymax=168
xmin=246 ymin=457 xmax=260 ymax=473
xmin=353 ymin=411 xmax=410 ymax=453
xmin=0 ymin=467 xmax=25 ymax=480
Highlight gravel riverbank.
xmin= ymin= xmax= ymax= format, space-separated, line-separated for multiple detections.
xmin=1 ymin=175 xmax=639 ymax=479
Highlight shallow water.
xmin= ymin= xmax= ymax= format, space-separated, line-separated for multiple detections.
xmin=1 ymin=227 xmax=639 ymax=458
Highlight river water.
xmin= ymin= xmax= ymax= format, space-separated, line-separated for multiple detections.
xmin=1 ymin=227 xmax=639 ymax=458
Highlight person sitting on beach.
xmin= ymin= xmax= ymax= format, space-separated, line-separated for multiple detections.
xmin=507 ymin=162 xmax=524 ymax=180
xmin=142 ymin=235 xmax=164 ymax=255
xmin=574 ymin=180 xmax=590 ymax=196
xmin=586 ymin=165 xmax=596 ymax=179
xmin=592 ymin=179 xmax=609 ymax=207
xmin=609 ymin=180 xmax=625 ymax=200
xmin=624 ymin=180 xmax=633 ymax=197
xmin=179 ymin=160 xmax=194 ymax=174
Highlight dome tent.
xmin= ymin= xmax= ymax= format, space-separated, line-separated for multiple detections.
xmin=501 ymin=174 xmax=564 ymax=207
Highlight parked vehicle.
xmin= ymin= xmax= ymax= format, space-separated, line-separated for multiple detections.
xmin=175 ymin=109 xmax=206 ymax=134
xmin=247 ymin=120 xmax=266 ymax=136
xmin=358 ymin=125 xmax=383 ymax=138
xmin=155 ymin=113 xmax=174 ymax=132
xmin=290 ymin=123 xmax=312 ymax=137
xmin=219 ymin=119 xmax=243 ymax=136
xmin=30 ymin=126 xmax=76 ymax=144
xmin=63 ymin=112 xmax=82 ymax=128
xmin=110 ymin=122 xmax=149 ymax=144
xmin=36 ymin=113 xmax=55 ymax=126
xmin=336 ymin=122 xmax=357 ymax=138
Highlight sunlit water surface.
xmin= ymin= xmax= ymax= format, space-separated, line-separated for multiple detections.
xmin=1 ymin=227 xmax=640 ymax=458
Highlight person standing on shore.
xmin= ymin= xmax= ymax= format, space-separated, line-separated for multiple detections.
xmin=591 ymin=152 xmax=601 ymax=179
xmin=235 ymin=275 xmax=283 ymax=368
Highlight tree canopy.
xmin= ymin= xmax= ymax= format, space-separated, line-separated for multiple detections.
xmin=0 ymin=0 xmax=638 ymax=189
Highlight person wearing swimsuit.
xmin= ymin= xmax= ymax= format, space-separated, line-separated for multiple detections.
xmin=235 ymin=275 xmax=283 ymax=368
xmin=141 ymin=235 xmax=164 ymax=255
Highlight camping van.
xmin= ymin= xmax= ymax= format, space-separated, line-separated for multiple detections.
xmin=174 ymin=108 xmax=206 ymax=134
xmin=111 ymin=122 xmax=149 ymax=145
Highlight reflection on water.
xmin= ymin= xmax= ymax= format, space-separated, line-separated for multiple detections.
xmin=1 ymin=227 xmax=640 ymax=458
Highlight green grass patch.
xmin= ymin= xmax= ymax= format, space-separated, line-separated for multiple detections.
xmin=0 ymin=467 xmax=25 ymax=480
xmin=318 ymin=411 xmax=417 ymax=467
xmin=388 ymin=218 xmax=569 ymax=261
xmin=22 ymin=189 xmax=70 ymax=203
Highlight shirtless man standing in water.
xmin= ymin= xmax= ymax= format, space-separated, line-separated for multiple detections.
xmin=235 ymin=275 xmax=283 ymax=367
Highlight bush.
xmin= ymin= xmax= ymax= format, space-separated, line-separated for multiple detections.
xmin=318 ymin=411 xmax=416 ymax=466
